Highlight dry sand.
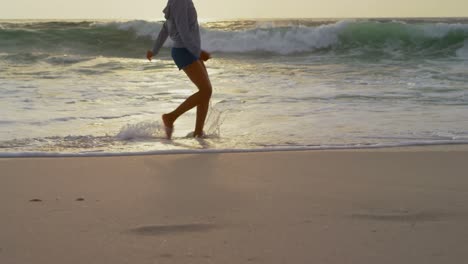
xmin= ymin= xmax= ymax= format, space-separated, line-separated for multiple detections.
xmin=1 ymin=146 xmax=468 ymax=263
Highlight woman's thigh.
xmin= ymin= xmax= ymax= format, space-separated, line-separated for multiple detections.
xmin=182 ymin=60 xmax=212 ymax=93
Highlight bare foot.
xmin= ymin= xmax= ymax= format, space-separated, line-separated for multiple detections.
xmin=162 ymin=114 xmax=174 ymax=139
xmin=193 ymin=131 xmax=206 ymax=138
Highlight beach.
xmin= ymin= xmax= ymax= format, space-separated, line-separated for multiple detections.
xmin=2 ymin=9 xmax=468 ymax=264
xmin=2 ymin=146 xmax=468 ymax=263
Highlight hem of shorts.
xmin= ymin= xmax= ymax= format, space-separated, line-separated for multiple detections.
xmin=177 ymin=59 xmax=199 ymax=71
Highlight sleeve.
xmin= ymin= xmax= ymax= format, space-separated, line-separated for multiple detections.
xmin=171 ymin=0 xmax=201 ymax=58
xmin=151 ymin=22 xmax=169 ymax=55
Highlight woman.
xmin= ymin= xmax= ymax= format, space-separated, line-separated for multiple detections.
xmin=146 ymin=0 xmax=212 ymax=139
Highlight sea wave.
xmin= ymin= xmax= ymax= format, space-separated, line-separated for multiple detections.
xmin=1 ymin=20 xmax=468 ymax=58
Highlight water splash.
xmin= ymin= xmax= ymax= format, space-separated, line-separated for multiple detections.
xmin=116 ymin=121 xmax=164 ymax=140
xmin=203 ymin=102 xmax=229 ymax=138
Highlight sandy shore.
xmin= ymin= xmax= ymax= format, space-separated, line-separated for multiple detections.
xmin=1 ymin=146 xmax=468 ymax=264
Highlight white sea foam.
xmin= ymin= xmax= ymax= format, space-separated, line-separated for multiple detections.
xmin=207 ymin=21 xmax=468 ymax=55
xmin=421 ymin=23 xmax=468 ymax=38
xmin=109 ymin=20 xmax=165 ymax=38
xmin=200 ymin=21 xmax=350 ymax=54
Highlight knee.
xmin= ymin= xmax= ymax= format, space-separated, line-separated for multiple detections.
xmin=200 ymin=86 xmax=212 ymax=100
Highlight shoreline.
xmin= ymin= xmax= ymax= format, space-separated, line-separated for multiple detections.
xmin=2 ymin=142 xmax=468 ymax=158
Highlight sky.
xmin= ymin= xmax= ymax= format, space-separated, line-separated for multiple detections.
xmin=1 ymin=0 xmax=467 ymax=20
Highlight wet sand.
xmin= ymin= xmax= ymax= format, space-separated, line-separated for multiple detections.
xmin=1 ymin=146 xmax=468 ymax=263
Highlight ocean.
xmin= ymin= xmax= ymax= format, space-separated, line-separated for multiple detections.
xmin=1 ymin=18 xmax=468 ymax=156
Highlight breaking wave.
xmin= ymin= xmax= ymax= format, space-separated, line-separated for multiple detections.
xmin=1 ymin=19 xmax=468 ymax=59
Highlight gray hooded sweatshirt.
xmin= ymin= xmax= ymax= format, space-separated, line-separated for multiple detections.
xmin=151 ymin=0 xmax=201 ymax=58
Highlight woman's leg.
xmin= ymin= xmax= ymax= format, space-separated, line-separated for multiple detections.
xmin=195 ymin=60 xmax=210 ymax=136
xmin=163 ymin=60 xmax=212 ymax=137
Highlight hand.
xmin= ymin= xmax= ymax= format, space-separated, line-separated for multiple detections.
xmin=146 ymin=50 xmax=154 ymax=61
xmin=200 ymin=50 xmax=211 ymax=62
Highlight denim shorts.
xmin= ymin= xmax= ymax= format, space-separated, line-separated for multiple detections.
xmin=171 ymin=47 xmax=199 ymax=70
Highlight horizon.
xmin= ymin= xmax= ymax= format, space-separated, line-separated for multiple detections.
xmin=1 ymin=16 xmax=468 ymax=22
